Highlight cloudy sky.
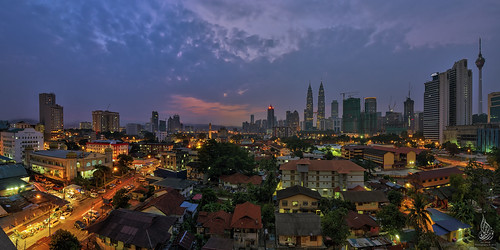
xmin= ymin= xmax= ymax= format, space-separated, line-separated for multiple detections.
xmin=1 ymin=1 xmax=499 ymax=126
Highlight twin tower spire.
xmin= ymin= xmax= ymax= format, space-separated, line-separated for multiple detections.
xmin=304 ymin=81 xmax=325 ymax=130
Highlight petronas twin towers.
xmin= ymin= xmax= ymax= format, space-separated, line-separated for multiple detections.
xmin=304 ymin=82 xmax=325 ymax=130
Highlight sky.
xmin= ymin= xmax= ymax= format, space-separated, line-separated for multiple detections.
xmin=1 ymin=1 xmax=500 ymax=127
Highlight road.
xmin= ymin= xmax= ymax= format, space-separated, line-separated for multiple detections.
xmin=11 ymin=174 xmax=139 ymax=249
xmin=435 ymin=156 xmax=495 ymax=171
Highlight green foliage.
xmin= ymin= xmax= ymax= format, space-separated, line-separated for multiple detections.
xmin=442 ymin=141 xmax=459 ymax=156
xmin=198 ymin=140 xmax=255 ymax=179
xmin=376 ymin=204 xmax=406 ymax=235
xmin=258 ymin=157 xmax=278 ymax=172
xmin=387 ymin=190 xmax=404 ymax=207
xmin=449 ymin=174 xmax=468 ymax=203
xmin=200 ymin=188 xmax=219 ymax=208
xmin=406 ymin=192 xmax=431 ymax=236
xmin=321 ymin=208 xmax=350 ymax=246
xmin=261 ymin=203 xmax=275 ymax=229
xmin=449 ymin=201 xmax=475 ymax=225
xmin=93 ymin=165 xmax=111 ymax=187
xmin=281 ymin=136 xmax=313 ymax=152
xmin=464 ymin=160 xmax=494 ymax=209
xmin=202 ymin=200 xmax=233 ymax=212
xmin=49 ymin=229 xmax=81 ymax=250
xmin=232 ymin=191 xmax=255 ymax=206
xmin=416 ymin=151 xmax=435 ymax=167
xmin=319 ymin=197 xmax=355 ymax=214
xmin=112 ymin=188 xmax=130 ymax=208
xmin=72 ymin=176 xmax=91 ymax=189
xmin=324 ymin=150 xmax=334 ymax=160
xmin=117 ymin=154 xmax=133 ymax=174
xmin=487 ymin=146 xmax=500 ymax=168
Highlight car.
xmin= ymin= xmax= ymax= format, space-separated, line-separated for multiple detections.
xmin=107 ymin=184 xmax=116 ymax=189
xmin=52 ymin=185 xmax=63 ymax=191
xmin=59 ymin=211 xmax=71 ymax=220
xmin=49 ymin=219 xmax=60 ymax=228
xmin=74 ymin=220 xmax=86 ymax=230
xmin=90 ymin=192 xmax=98 ymax=198
xmin=138 ymin=177 xmax=146 ymax=182
xmin=98 ymin=189 xmax=106 ymax=194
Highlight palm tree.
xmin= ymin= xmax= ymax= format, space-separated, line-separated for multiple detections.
xmin=406 ymin=192 xmax=432 ymax=235
xmin=93 ymin=165 xmax=111 ymax=187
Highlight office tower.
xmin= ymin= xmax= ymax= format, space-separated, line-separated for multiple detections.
xmin=79 ymin=122 xmax=92 ymax=130
xmin=167 ymin=114 xmax=182 ymax=133
xmin=317 ymin=82 xmax=325 ymax=128
xmin=92 ymin=110 xmax=120 ymax=132
xmin=0 ymin=127 xmax=43 ymax=163
xmin=488 ymin=92 xmax=500 ymax=123
xmin=363 ymin=97 xmax=377 ymax=134
xmin=331 ymin=100 xmax=339 ymax=118
xmin=267 ymin=105 xmax=275 ymax=129
xmin=151 ymin=111 xmax=159 ymax=132
xmin=126 ymin=123 xmax=141 ymax=135
xmin=159 ymin=120 xmax=167 ymax=132
xmin=286 ymin=110 xmax=300 ymax=132
xmin=342 ymin=97 xmax=361 ymax=133
xmin=423 ymin=59 xmax=473 ymax=143
xmin=475 ymin=38 xmax=485 ymax=114
xmin=304 ymin=84 xmax=314 ymax=130
xmin=404 ymin=97 xmax=415 ymax=131
xmin=39 ymin=93 xmax=64 ymax=138
xmin=250 ymin=114 xmax=254 ymax=124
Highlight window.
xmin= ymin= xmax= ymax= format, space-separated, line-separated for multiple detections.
xmin=310 ymin=236 xmax=317 ymax=241
xmin=303 ymin=201 xmax=308 ymax=206
xmin=311 ymin=201 xmax=318 ymax=206
xmin=292 ymin=201 xmax=298 ymax=207
xmin=282 ymin=200 xmax=288 ymax=206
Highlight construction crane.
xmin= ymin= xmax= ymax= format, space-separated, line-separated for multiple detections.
xmin=340 ymin=91 xmax=359 ymax=100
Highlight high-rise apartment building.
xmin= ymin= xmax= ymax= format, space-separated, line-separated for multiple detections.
xmin=126 ymin=123 xmax=142 ymax=135
xmin=39 ymin=93 xmax=64 ymax=138
xmin=286 ymin=110 xmax=300 ymax=132
xmin=0 ymin=127 xmax=43 ymax=163
xmin=159 ymin=120 xmax=167 ymax=132
xmin=167 ymin=115 xmax=182 ymax=133
xmin=343 ymin=97 xmax=361 ymax=133
xmin=79 ymin=122 xmax=92 ymax=130
xmin=404 ymin=97 xmax=415 ymax=131
xmin=317 ymin=82 xmax=325 ymax=129
xmin=92 ymin=110 xmax=120 ymax=133
xmin=423 ymin=59 xmax=473 ymax=143
xmin=267 ymin=105 xmax=275 ymax=129
xmin=488 ymin=92 xmax=500 ymax=123
xmin=304 ymin=84 xmax=314 ymax=131
xmin=331 ymin=100 xmax=339 ymax=118
xmin=363 ymin=97 xmax=377 ymax=135
xmin=151 ymin=111 xmax=159 ymax=132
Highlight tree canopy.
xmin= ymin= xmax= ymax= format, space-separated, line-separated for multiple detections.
xmin=113 ymin=188 xmax=130 ymax=209
xmin=321 ymin=208 xmax=350 ymax=247
xmin=49 ymin=229 xmax=81 ymax=250
xmin=376 ymin=204 xmax=406 ymax=235
xmin=198 ymin=140 xmax=255 ymax=179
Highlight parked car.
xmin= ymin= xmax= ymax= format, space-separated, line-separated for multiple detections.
xmin=107 ymin=184 xmax=116 ymax=189
xmin=74 ymin=220 xmax=86 ymax=230
xmin=49 ymin=219 xmax=60 ymax=228
xmin=60 ymin=211 xmax=71 ymax=220
xmin=98 ymin=189 xmax=106 ymax=194
xmin=90 ymin=192 xmax=98 ymax=198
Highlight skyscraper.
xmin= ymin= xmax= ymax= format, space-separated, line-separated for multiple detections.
xmin=331 ymin=100 xmax=339 ymax=118
xmin=151 ymin=111 xmax=159 ymax=132
xmin=92 ymin=110 xmax=120 ymax=132
xmin=475 ymin=38 xmax=485 ymax=114
xmin=39 ymin=93 xmax=64 ymax=138
xmin=423 ymin=59 xmax=473 ymax=143
xmin=342 ymin=97 xmax=361 ymax=133
xmin=317 ymin=82 xmax=325 ymax=128
xmin=363 ymin=97 xmax=377 ymax=134
xmin=167 ymin=114 xmax=182 ymax=132
xmin=404 ymin=97 xmax=415 ymax=131
xmin=304 ymin=84 xmax=314 ymax=130
xmin=267 ymin=105 xmax=275 ymax=129
xmin=488 ymin=92 xmax=500 ymax=123
xmin=286 ymin=110 xmax=300 ymax=132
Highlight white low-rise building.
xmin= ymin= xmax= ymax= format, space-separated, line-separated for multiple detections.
xmin=0 ymin=128 xmax=43 ymax=163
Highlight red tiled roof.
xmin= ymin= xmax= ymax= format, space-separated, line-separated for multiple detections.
xmin=220 ymin=173 xmax=262 ymax=185
xmin=197 ymin=210 xmax=233 ymax=235
xmin=231 ymin=202 xmax=262 ymax=229
xmin=413 ymin=167 xmax=463 ymax=181
xmin=349 ymin=185 xmax=366 ymax=191
xmin=139 ymin=190 xmax=186 ymax=216
xmin=280 ymin=159 xmax=365 ymax=173
xmin=345 ymin=210 xmax=378 ymax=229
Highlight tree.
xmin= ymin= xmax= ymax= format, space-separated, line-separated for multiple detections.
xmin=113 ymin=188 xmax=130 ymax=208
xmin=49 ymin=229 xmax=81 ymax=250
xmin=449 ymin=173 xmax=468 ymax=203
xmin=200 ymin=188 xmax=219 ymax=208
xmin=93 ymin=165 xmax=111 ymax=187
xmin=416 ymin=151 xmax=435 ymax=167
xmin=449 ymin=201 xmax=475 ymax=224
xmin=387 ymin=190 xmax=404 ymax=207
xmin=261 ymin=203 xmax=275 ymax=229
xmin=202 ymin=201 xmax=232 ymax=212
xmin=319 ymin=197 xmax=355 ymax=214
xmin=324 ymin=150 xmax=334 ymax=160
xmin=117 ymin=154 xmax=133 ymax=174
xmin=376 ymin=204 xmax=406 ymax=235
xmin=198 ymin=140 xmax=255 ymax=179
xmin=321 ymin=208 xmax=350 ymax=247
xmin=406 ymin=192 xmax=431 ymax=242
xmin=487 ymin=147 xmax=500 ymax=168
xmin=442 ymin=141 xmax=459 ymax=156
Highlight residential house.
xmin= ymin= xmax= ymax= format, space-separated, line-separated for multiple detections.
xmin=219 ymin=173 xmax=262 ymax=190
xmin=428 ymin=208 xmax=471 ymax=242
xmin=197 ymin=210 xmax=232 ymax=238
xmin=231 ymin=202 xmax=262 ymax=249
xmin=345 ymin=211 xmax=379 ymax=237
xmin=202 ymin=237 xmax=233 ymax=250
xmin=86 ymin=209 xmax=176 ymax=250
xmin=152 ymin=177 xmax=196 ymax=197
xmin=186 ymin=161 xmax=205 ymax=182
xmin=340 ymin=191 xmax=389 ymax=214
xmin=410 ymin=167 xmax=463 ymax=189
xmin=136 ymin=190 xmax=187 ymax=223
xmin=172 ymin=231 xmax=195 ymax=250
xmin=85 ymin=140 xmax=129 ymax=161
xmin=427 ymin=186 xmax=455 ymax=209
xmin=280 ymin=159 xmax=365 ymax=197
xmin=276 ymin=185 xmax=322 ymax=214
xmin=275 ymin=213 xmax=323 ymax=248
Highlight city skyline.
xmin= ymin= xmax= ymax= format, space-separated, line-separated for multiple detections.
xmin=1 ymin=1 xmax=500 ymax=126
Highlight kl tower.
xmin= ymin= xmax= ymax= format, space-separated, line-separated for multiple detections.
xmin=475 ymin=38 xmax=486 ymax=114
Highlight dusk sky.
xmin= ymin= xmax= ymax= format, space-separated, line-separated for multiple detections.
xmin=1 ymin=1 xmax=499 ymax=127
